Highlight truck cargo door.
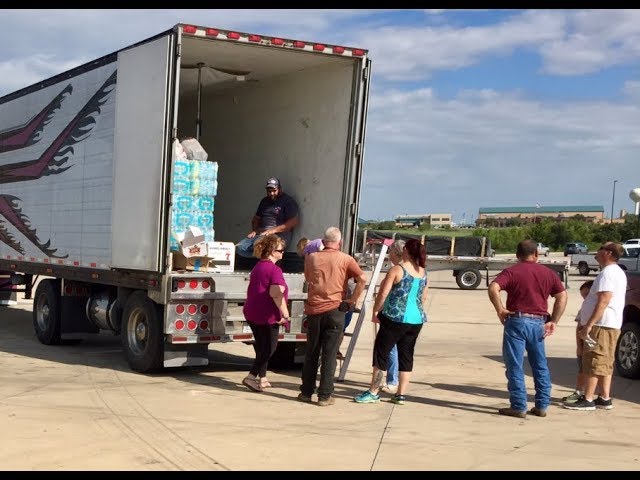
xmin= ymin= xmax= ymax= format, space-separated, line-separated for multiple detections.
xmin=111 ymin=34 xmax=175 ymax=272
xmin=342 ymin=58 xmax=371 ymax=255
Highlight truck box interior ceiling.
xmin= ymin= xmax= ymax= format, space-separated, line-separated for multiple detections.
xmin=176 ymin=36 xmax=359 ymax=250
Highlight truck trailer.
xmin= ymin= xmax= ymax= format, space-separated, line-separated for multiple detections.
xmin=0 ymin=23 xmax=371 ymax=372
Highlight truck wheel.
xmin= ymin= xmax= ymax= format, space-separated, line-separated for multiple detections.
xmin=33 ymin=279 xmax=62 ymax=345
xmin=455 ymin=269 xmax=482 ymax=290
xmin=616 ymin=322 xmax=640 ymax=379
xmin=578 ymin=263 xmax=590 ymax=276
xmin=121 ymin=291 xmax=164 ymax=373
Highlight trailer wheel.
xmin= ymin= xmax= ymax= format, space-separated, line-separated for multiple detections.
xmin=578 ymin=263 xmax=590 ymax=276
xmin=616 ymin=322 xmax=640 ymax=379
xmin=455 ymin=269 xmax=482 ymax=290
xmin=33 ymin=279 xmax=62 ymax=345
xmin=121 ymin=291 xmax=164 ymax=373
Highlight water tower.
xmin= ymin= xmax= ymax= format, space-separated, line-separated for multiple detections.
xmin=631 ymin=188 xmax=640 ymax=216
xmin=630 ymin=189 xmax=640 ymax=237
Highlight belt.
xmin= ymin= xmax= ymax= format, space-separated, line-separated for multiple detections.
xmin=511 ymin=312 xmax=547 ymax=320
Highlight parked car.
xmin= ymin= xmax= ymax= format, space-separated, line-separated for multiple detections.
xmin=624 ymin=238 xmax=640 ymax=247
xmin=564 ymin=242 xmax=588 ymax=256
xmin=616 ymin=271 xmax=640 ymax=379
xmin=536 ymin=242 xmax=550 ymax=256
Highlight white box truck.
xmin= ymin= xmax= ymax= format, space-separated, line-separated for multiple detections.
xmin=0 ymin=23 xmax=371 ymax=372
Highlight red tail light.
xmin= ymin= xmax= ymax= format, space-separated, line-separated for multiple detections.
xmin=175 ymin=304 xmax=185 ymax=315
xmin=188 ymin=304 xmax=198 ymax=315
xmin=271 ymin=38 xmax=284 ymax=46
xmin=187 ymin=320 xmax=197 ymax=330
xmin=201 ymin=280 xmax=210 ymax=289
xmin=227 ymin=32 xmax=240 ymax=40
xmin=175 ymin=319 xmax=185 ymax=330
xmin=352 ymin=49 xmax=364 ymax=56
xmin=183 ymin=25 xmax=197 ymax=34
xmin=189 ymin=280 xmax=198 ymax=289
xmin=313 ymin=44 xmax=325 ymax=51
xmin=332 ymin=46 xmax=345 ymax=54
xmin=199 ymin=320 xmax=209 ymax=330
xmin=205 ymin=28 xmax=219 ymax=36
xmin=200 ymin=304 xmax=209 ymax=314
xmin=293 ymin=41 xmax=305 ymax=48
xmin=248 ymin=35 xmax=261 ymax=42
xmin=177 ymin=280 xmax=186 ymax=289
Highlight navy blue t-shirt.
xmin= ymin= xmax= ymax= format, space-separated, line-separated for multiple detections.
xmin=255 ymin=192 xmax=299 ymax=244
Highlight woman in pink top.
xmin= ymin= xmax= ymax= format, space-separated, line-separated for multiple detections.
xmin=242 ymin=234 xmax=290 ymax=392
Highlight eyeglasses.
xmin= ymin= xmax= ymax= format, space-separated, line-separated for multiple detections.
xmin=274 ymin=249 xmax=285 ymax=253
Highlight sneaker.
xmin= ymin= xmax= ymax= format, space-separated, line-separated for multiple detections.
xmin=297 ymin=392 xmax=313 ymax=403
xmin=242 ymin=375 xmax=263 ymax=393
xmin=318 ymin=396 xmax=335 ymax=406
xmin=390 ymin=394 xmax=406 ymax=405
xmin=498 ymin=407 xmax=526 ymax=418
xmin=561 ymin=391 xmax=582 ymax=403
xmin=563 ymin=396 xmax=596 ymax=411
xmin=380 ymin=384 xmax=398 ymax=394
xmin=354 ymin=390 xmax=381 ymax=403
xmin=528 ymin=407 xmax=547 ymax=417
xmin=595 ymin=397 xmax=613 ymax=410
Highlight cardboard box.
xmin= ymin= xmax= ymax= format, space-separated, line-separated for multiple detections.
xmin=172 ymin=252 xmax=210 ymax=272
xmin=179 ymin=226 xmax=207 ymax=258
xmin=207 ymin=241 xmax=235 ymax=273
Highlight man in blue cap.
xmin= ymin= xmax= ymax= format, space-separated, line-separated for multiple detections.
xmin=236 ymin=177 xmax=299 ymax=258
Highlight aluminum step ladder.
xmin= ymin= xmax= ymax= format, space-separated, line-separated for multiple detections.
xmin=337 ymin=243 xmax=388 ymax=382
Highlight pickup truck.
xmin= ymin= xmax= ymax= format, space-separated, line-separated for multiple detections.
xmin=572 ymin=246 xmax=640 ymax=275
xmin=619 ymin=246 xmax=640 ymax=272
xmin=570 ymin=253 xmax=599 ymax=275
xmin=616 ymin=271 xmax=640 ymax=378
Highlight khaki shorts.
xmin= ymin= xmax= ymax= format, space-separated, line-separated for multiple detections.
xmin=581 ymin=326 xmax=620 ymax=376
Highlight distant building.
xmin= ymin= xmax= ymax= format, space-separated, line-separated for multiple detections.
xmin=477 ymin=206 xmax=604 ymax=226
xmin=395 ymin=213 xmax=452 ymax=228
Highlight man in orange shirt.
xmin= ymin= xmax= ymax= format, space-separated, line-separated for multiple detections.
xmin=298 ymin=226 xmax=366 ymax=406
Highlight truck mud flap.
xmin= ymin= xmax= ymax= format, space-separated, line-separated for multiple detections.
xmin=164 ymin=343 xmax=209 ymax=368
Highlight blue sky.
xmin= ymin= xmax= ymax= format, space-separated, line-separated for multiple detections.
xmin=1 ymin=9 xmax=639 ymax=224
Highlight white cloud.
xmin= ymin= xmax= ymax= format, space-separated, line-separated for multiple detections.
xmin=360 ymin=85 xmax=640 ymax=219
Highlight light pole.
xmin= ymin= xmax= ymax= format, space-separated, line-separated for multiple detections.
xmin=611 ymin=180 xmax=618 ymax=223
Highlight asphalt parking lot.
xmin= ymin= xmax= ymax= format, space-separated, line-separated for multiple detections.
xmin=1 ymin=263 xmax=639 ymax=471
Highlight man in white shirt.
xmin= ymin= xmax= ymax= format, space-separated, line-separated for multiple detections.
xmin=564 ymin=241 xmax=627 ymax=411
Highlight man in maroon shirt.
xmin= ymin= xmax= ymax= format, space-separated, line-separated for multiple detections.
xmin=488 ymin=239 xmax=567 ymax=418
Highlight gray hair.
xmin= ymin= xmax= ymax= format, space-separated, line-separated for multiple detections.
xmin=323 ymin=226 xmax=342 ymax=243
xmin=389 ymin=239 xmax=405 ymax=256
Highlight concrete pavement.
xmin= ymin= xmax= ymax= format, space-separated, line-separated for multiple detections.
xmin=0 ymin=268 xmax=639 ymax=470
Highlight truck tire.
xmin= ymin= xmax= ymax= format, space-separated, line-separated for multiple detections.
xmin=578 ymin=263 xmax=590 ymax=276
xmin=33 ymin=279 xmax=62 ymax=345
xmin=616 ymin=322 xmax=640 ymax=379
xmin=455 ymin=269 xmax=482 ymax=290
xmin=121 ymin=291 xmax=164 ymax=373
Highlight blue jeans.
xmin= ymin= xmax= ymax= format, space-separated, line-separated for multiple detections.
xmin=386 ymin=345 xmax=399 ymax=385
xmin=503 ymin=316 xmax=551 ymax=411
xmin=236 ymin=236 xmax=257 ymax=258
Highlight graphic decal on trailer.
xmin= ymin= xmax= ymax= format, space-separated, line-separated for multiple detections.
xmin=0 ymin=84 xmax=72 ymax=154
xmin=0 ymin=71 xmax=117 ymax=258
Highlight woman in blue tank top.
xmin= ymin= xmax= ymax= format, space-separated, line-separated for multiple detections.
xmin=354 ymin=239 xmax=428 ymax=405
